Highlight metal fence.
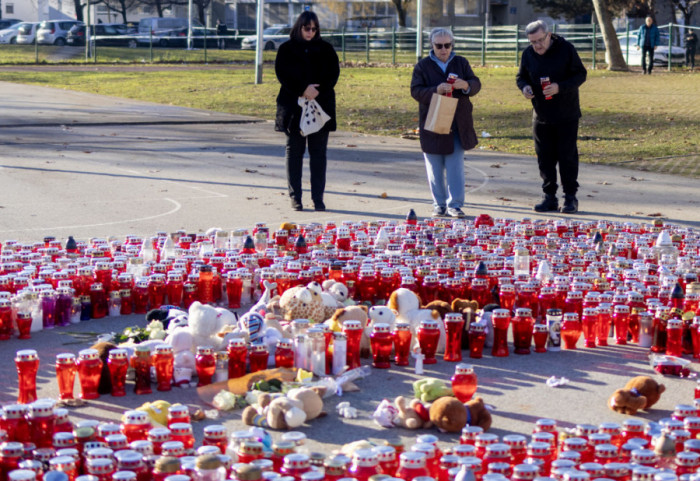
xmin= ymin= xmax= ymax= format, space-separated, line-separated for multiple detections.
xmin=1 ymin=22 xmax=697 ymax=69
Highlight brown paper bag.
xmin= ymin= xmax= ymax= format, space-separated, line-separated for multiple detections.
xmin=424 ymin=93 xmax=458 ymax=134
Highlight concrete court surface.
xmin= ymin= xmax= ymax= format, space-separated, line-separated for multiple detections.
xmin=0 ymin=81 xmax=698 ymax=452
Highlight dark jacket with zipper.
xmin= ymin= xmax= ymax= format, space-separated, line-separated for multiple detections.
xmin=516 ymin=34 xmax=587 ymax=124
xmin=274 ymin=36 xmax=339 ymax=135
xmin=410 ymin=54 xmax=481 ymax=155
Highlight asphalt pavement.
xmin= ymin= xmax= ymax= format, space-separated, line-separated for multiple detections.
xmin=0 ymin=80 xmax=698 ymax=455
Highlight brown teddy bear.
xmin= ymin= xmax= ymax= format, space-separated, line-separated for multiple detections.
xmin=325 ymin=305 xmax=370 ymax=357
xmin=394 ymin=396 xmax=432 ymax=430
xmin=608 ymin=376 xmax=666 ymax=415
xmin=451 ymin=299 xmax=479 ymax=348
xmin=241 ymin=386 xmax=326 ymax=430
xmin=429 ymin=396 xmax=492 ymax=433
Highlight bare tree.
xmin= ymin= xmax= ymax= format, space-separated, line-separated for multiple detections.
xmin=72 ymin=0 xmax=105 ymax=22
xmin=391 ymin=0 xmax=411 ymax=27
xmin=670 ymin=0 xmax=700 ymax=25
xmin=593 ymin=0 xmax=629 ymax=70
xmin=103 ymin=0 xmax=140 ymax=23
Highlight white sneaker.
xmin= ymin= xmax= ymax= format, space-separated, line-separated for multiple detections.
xmin=447 ymin=207 xmax=466 ymax=218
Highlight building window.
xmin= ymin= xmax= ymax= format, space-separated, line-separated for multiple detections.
xmin=5 ymin=3 xmax=14 ymax=14
xmin=454 ymin=0 xmax=478 ymax=16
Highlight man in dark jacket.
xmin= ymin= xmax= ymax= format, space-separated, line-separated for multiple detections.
xmin=516 ymin=20 xmax=587 ymax=214
xmin=637 ymin=16 xmax=660 ymax=74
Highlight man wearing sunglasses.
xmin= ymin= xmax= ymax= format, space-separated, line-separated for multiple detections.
xmin=516 ymin=20 xmax=587 ymax=214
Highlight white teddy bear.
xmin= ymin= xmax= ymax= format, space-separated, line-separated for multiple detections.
xmin=164 ymin=328 xmax=196 ymax=387
xmin=188 ymin=301 xmax=227 ymax=353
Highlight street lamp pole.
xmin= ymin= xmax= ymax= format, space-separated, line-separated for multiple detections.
xmin=255 ymin=0 xmax=264 ymax=84
xmin=187 ymin=0 xmax=193 ymax=49
xmin=415 ymin=0 xmax=423 ymax=63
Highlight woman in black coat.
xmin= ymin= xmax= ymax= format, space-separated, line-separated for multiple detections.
xmin=275 ymin=11 xmax=340 ymax=212
xmin=411 ymin=27 xmax=480 ymax=219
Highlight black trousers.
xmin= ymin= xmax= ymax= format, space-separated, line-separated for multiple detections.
xmin=642 ymin=46 xmax=655 ymax=73
xmin=533 ymin=119 xmax=579 ymax=196
xmin=687 ymin=47 xmax=696 ymax=68
xmin=285 ymin=129 xmax=329 ymax=205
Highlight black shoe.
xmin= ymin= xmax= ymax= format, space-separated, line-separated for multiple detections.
xmin=560 ymin=194 xmax=578 ymax=214
xmin=291 ymin=198 xmax=303 ymax=211
xmin=314 ymin=201 xmax=326 ymax=212
xmin=534 ymin=194 xmax=558 ymax=212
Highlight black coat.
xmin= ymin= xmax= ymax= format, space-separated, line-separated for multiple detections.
xmin=516 ymin=34 xmax=587 ymax=124
xmin=410 ymin=54 xmax=481 ymax=155
xmin=274 ymin=37 xmax=340 ymax=134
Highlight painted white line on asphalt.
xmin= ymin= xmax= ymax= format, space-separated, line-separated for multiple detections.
xmin=466 ymin=163 xmax=489 ymax=193
xmin=116 ymin=167 xmax=228 ymax=198
xmin=0 ymin=198 xmax=182 ymax=233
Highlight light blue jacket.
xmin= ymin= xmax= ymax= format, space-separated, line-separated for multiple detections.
xmin=637 ymin=23 xmax=660 ymax=48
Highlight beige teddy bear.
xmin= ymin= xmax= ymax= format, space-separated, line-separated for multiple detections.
xmin=271 ymin=285 xmax=327 ymax=324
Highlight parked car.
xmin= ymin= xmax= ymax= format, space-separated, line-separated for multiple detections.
xmin=617 ymin=31 xmax=685 ymax=66
xmin=0 ymin=19 xmax=22 ymax=30
xmin=136 ymin=17 xmax=201 ymax=46
xmin=0 ymin=21 xmax=27 ymax=44
xmin=36 ymin=20 xmax=83 ymax=46
xmin=16 ymin=22 xmax=40 ymax=45
xmin=154 ymin=26 xmax=219 ymax=48
xmin=240 ymin=25 xmax=291 ymax=51
xmin=67 ymin=24 xmax=135 ymax=47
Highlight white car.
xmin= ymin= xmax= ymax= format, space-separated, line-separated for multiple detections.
xmin=241 ymin=25 xmax=291 ymax=51
xmin=616 ymin=31 xmax=685 ymax=66
xmin=36 ymin=20 xmax=83 ymax=46
xmin=16 ymin=22 xmax=39 ymax=45
xmin=0 ymin=21 xmax=26 ymax=44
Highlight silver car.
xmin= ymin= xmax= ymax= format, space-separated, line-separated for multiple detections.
xmin=36 ymin=20 xmax=83 ymax=46
xmin=241 ymin=25 xmax=291 ymax=51
xmin=16 ymin=22 xmax=40 ymax=45
xmin=0 ymin=21 xmax=26 ymax=44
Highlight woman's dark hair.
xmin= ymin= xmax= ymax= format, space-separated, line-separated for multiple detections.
xmin=290 ymin=11 xmax=320 ymax=41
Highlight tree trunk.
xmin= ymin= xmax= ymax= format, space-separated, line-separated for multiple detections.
xmin=391 ymin=0 xmax=407 ymax=27
xmin=592 ymin=0 xmax=628 ymax=71
xmin=156 ymin=0 xmax=163 ymax=17
xmin=74 ymin=0 xmax=84 ymax=21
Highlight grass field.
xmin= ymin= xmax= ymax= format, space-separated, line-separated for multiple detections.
xmin=0 ymin=63 xmax=697 ymax=177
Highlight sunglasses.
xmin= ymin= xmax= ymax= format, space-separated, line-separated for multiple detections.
xmin=433 ymin=42 xmax=452 ymax=50
xmin=302 ymin=26 xmax=318 ymax=33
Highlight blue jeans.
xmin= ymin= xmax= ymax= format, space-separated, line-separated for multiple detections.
xmin=423 ymin=134 xmax=465 ymax=209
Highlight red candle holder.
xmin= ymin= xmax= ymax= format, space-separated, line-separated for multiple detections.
xmin=227 ymin=338 xmax=247 ymax=378
xmin=561 ymin=313 xmax=582 ymax=350
xmin=468 ymin=322 xmax=486 ymax=359
xmin=512 ymin=308 xmax=535 ymax=355
xmin=15 ymin=312 xmax=32 ymax=340
xmin=76 ymin=348 xmax=102 ymax=400
xmin=107 ymin=349 xmax=129 ymax=397
xmin=196 ymin=346 xmax=217 ymax=386
xmin=131 ymin=345 xmax=153 ymax=395
xmin=533 ymin=324 xmax=548 ymax=353
xmin=275 ymin=338 xmax=295 ymax=368
xmin=393 ymin=323 xmax=412 ymax=366
xmin=417 ymin=319 xmax=440 ymax=364
xmin=451 ymin=363 xmax=478 ymax=403
xmin=597 ymin=303 xmax=612 ymax=347
xmin=613 ymin=305 xmax=630 ymax=345
xmin=153 ymin=344 xmax=174 ymax=391
xmin=581 ymin=307 xmax=598 ymax=348
xmin=444 ymin=313 xmax=465 ymax=362
xmin=55 ymin=353 xmax=77 ymax=401
xmin=666 ymin=319 xmax=684 ymax=357
xmin=248 ymin=343 xmax=269 ymax=373
xmin=15 ymin=349 xmax=40 ymax=404
xmin=370 ymin=323 xmax=393 ymax=369
xmin=343 ymin=320 xmax=363 ymax=370
xmin=491 ymin=309 xmax=511 ymax=357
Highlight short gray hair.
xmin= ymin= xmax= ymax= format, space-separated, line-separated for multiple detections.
xmin=429 ymin=27 xmax=454 ymax=44
xmin=525 ymin=20 xmax=548 ymax=36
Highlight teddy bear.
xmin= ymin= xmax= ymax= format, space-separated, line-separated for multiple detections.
xmin=388 ymin=288 xmax=445 ymax=352
xmin=270 ymin=284 xmax=326 ymax=324
xmin=242 ymin=393 xmax=307 ymax=430
xmin=451 ymin=299 xmax=480 ymax=348
xmin=325 ymin=305 xmax=370 ymax=356
xmin=307 ymin=281 xmax=343 ymax=321
xmin=608 ymin=376 xmax=666 ymax=415
xmin=164 ymin=327 xmax=196 ymax=387
xmin=188 ymin=301 xmax=228 ymax=352
xmin=368 ymin=305 xmax=397 ymax=332
xmin=322 ymin=280 xmax=353 ymax=306
xmin=429 ymin=396 xmax=492 ymax=433
xmin=394 ymin=396 xmax=432 ymax=430
xmin=413 ymin=378 xmax=454 ymax=403
xmin=242 ymin=386 xmax=326 ymax=430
